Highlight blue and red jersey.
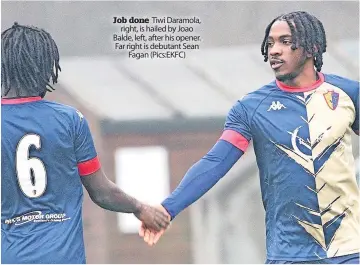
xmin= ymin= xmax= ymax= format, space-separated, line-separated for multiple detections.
xmin=1 ymin=97 xmax=101 ymax=264
xmin=162 ymin=73 xmax=360 ymax=261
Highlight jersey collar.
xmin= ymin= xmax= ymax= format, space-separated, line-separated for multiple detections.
xmin=1 ymin=96 xmax=42 ymax=105
xmin=276 ymin=72 xmax=324 ymax=93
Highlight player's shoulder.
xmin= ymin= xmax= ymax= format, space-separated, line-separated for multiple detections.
xmin=235 ymin=81 xmax=277 ymax=108
xmin=323 ymin=73 xmax=359 ymax=95
xmin=227 ymin=81 xmax=277 ymax=119
xmin=42 ymin=100 xmax=85 ymax=122
xmin=323 ymin=73 xmax=359 ymax=86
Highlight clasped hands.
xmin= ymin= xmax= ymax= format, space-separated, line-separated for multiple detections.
xmin=138 ymin=205 xmax=171 ymax=246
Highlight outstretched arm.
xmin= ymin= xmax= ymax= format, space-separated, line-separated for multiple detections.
xmin=81 ymin=168 xmax=169 ymax=231
xmin=80 ymin=168 xmax=141 ymax=213
xmin=72 ymin=110 xmax=169 ymax=231
xmin=161 ymin=139 xmax=245 ymax=219
xmin=139 ymin=100 xmax=253 ymax=245
xmin=140 ymin=136 xmax=247 ymax=245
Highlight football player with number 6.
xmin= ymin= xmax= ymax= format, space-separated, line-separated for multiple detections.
xmin=1 ymin=23 xmax=170 ymax=264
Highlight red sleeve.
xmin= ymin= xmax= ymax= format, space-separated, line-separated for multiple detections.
xmin=219 ymin=129 xmax=249 ymax=152
xmin=78 ymin=156 xmax=101 ymax=176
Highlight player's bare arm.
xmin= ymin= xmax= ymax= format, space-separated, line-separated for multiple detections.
xmin=81 ymin=168 xmax=170 ymax=231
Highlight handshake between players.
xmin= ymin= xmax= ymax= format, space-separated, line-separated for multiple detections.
xmin=133 ymin=203 xmax=170 ymax=232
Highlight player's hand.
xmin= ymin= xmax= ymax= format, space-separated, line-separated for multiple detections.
xmin=133 ymin=203 xmax=170 ymax=232
xmin=139 ymin=205 xmax=171 ymax=246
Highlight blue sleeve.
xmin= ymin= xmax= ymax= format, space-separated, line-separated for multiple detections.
xmin=344 ymin=79 xmax=359 ymax=133
xmin=73 ymin=110 xmax=100 ymax=176
xmin=224 ymin=100 xmax=253 ymax=142
xmin=351 ymin=87 xmax=359 ymax=133
xmin=161 ymin=140 xmax=244 ymax=219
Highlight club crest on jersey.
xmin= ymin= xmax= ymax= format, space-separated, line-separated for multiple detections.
xmin=323 ymin=91 xmax=339 ymax=110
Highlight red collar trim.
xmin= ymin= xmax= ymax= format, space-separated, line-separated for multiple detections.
xmin=1 ymin=96 xmax=42 ymax=104
xmin=276 ymin=72 xmax=324 ymax=93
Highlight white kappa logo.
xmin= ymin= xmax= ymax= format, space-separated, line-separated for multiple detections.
xmin=267 ymin=101 xmax=286 ymax=111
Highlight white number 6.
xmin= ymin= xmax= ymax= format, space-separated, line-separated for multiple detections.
xmin=16 ymin=134 xmax=47 ymax=198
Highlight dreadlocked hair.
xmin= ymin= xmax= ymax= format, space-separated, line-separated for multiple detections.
xmin=260 ymin=11 xmax=327 ymax=72
xmin=1 ymin=22 xmax=61 ymax=98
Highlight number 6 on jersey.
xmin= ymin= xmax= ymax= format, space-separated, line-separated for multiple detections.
xmin=16 ymin=134 xmax=47 ymax=198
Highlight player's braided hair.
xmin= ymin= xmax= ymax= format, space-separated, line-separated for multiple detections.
xmin=1 ymin=22 xmax=61 ymax=98
xmin=261 ymin=11 xmax=327 ymax=72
